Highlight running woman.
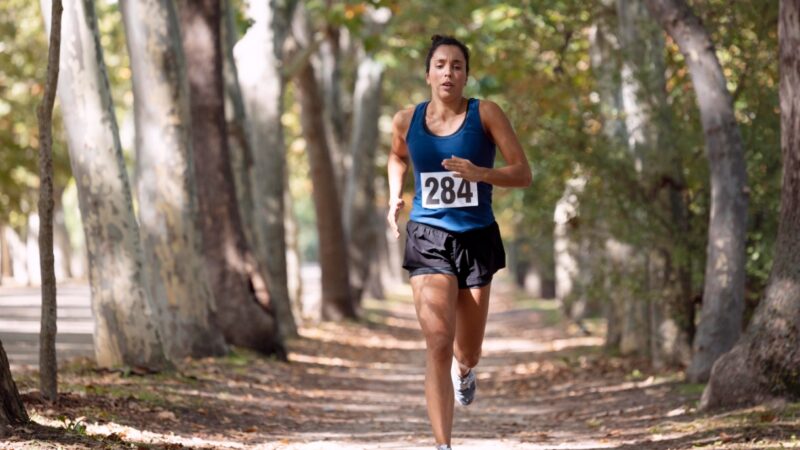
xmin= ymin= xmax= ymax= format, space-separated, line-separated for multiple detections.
xmin=387 ymin=35 xmax=532 ymax=450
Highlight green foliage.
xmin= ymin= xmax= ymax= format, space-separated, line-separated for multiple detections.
xmin=0 ymin=0 xmax=132 ymax=230
xmin=1 ymin=0 xmax=782 ymax=318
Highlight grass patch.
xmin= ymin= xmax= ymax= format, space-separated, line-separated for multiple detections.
xmin=677 ymin=382 xmax=706 ymax=397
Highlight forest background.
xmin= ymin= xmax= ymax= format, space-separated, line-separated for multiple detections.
xmin=0 ymin=0 xmax=797 ymax=447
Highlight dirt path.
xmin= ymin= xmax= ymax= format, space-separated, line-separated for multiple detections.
xmin=4 ymin=282 xmax=799 ymax=449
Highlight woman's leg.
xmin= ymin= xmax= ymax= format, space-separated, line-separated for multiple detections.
xmin=453 ymin=284 xmax=492 ymax=376
xmin=411 ymin=273 xmax=459 ymax=446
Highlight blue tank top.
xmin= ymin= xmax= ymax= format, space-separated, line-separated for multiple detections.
xmin=407 ymin=98 xmax=496 ymax=232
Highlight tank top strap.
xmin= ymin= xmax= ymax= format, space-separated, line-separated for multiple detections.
xmin=406 ymin=101 xmax=429 ymax=141
xmin=465 ymin=98 xmax=481 ymax=130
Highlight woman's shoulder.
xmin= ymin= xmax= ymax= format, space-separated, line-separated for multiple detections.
xmin=392 ymin=105 xmax=417 ymax=135
xmin=475 ymin=98 xmax=504 ymax=116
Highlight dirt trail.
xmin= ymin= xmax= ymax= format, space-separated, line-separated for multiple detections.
xmin=4 ymin=282 xmax=799 ymax=449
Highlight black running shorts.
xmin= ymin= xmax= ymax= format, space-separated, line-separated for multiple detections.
xmin=403 ymin=220 xmax=506 ymax=289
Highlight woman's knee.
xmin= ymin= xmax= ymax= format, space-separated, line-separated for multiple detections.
xmin=425 ymin=332 xmax=455 ymax=361
xmin=455 ymin=348 xmax=482 ymax=369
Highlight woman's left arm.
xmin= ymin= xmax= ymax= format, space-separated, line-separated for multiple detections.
xmin=442 ymin=100 xmax=532 ymax=188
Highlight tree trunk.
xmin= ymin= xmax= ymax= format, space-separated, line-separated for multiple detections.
xmin=174 ymin=0 xmax=283 ymax=355
xmin=319 ymin=25 xmax=348 ymax=194
xmin=285 ymin=189 xmax=304 ymax=320
xmin=588 ymin=2 xmax=627 ymax=351
xmin=221 ymin=0 xmax=257 ymax=253
xmin=618 ymin=0 xmax=692 ymax=368
xmin=36 ymin=0 xmax=62 ymax=403
xmin=120 ymin=0 xmax=231 ymax=361
xmin=43 ymin=0 xmax=169 ymax=368
xmin=295 ymin=60 xmax=356 ymax=320
xmin=53 ymin=199 xmax=73 ymax=279
xmin=344 ymin=54 xmax=383 ymax=305
xmin=0 ymin=339 xmax=28 ymax=428
xmin=235 ymin=0 xmax=298 ymax=338
xmin=700 ymin=0 xmax=800 ymax=409
xmin=645 ymin=0 xmax=749 ymax=382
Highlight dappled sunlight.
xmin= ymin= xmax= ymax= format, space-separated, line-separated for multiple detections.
xmin=481 ymin=335 xmax=604 ymax=355
xmin=4 ymin=281 xmax=799 ymax=449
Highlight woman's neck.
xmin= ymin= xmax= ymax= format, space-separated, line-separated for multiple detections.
xmin=428 ymin=96 xmax=466 ymax=119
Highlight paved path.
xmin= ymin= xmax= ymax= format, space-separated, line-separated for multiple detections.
xmin=0 ymin=283 xmax=93 ymax=369
xmin=0 ymin=266 xmax=323 ymax=370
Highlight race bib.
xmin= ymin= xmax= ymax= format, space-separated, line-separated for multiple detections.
xmin=421 ymin=172 xmax=478 ymax=209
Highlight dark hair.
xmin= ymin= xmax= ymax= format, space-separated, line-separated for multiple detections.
xmin=425 ymin=34 xmax=470 ymax=75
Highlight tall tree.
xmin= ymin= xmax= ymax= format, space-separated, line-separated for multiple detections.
xmin=588 ymin=0 xmax=629 ymax=352
xmin=43 ymin=0 xmax=169 ymax=368
xmin=0 ymin=339 xmax=28 ymax=428
xmin=235 ymin=0 xmax=298 ymax=336
xmin=119 ymin=0 xmax=233 ymax=360
xmin=645 ymin=0 xmax=749 ymax=381
xmin=318 ymin=20 xmax=348 ymax=194
xmin=292 ymin=4 xmax=356 ymax=320
xmin=221 ymin=0 xmax=257 ymax=253
xmin=36 ymin=0 xmax=62 ymax=402
xmin=617 ymin=0 xmax=693 ymax=367
xmin=343 ymin=53 xmax=383 ymax=304
xmin=700 ymin=0 xmax=800 ymax=409
xmin=176 ymin=0 xmax=284 ymax=354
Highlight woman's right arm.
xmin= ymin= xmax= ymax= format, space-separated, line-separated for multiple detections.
xmin=387 ymin=108 xmax=413 ymax=239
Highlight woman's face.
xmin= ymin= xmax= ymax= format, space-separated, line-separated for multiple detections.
xmin=426 ymin=45 xmax=468 ymax=100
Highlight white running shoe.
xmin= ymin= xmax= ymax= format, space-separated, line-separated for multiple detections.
xmin=452 ymin=367 xmax=477 ymax=406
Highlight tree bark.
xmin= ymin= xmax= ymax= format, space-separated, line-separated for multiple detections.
xmin=175 ymin=0 xmax=283 ymax=355
xmin=221 ymin=0 xmax=257 ymax=254
xmin=295 ymin=60 xmax=356 ymax=320
xmin=36 ymin=0 xmax=62 ymax=402
xmin=1 ymin=339 xmax=28 ymax=428
xmin=645 ymin=0 xmax=749 ymax=382
xmin=120 ymin=0 xmax=232 ymax=360
xmin=43 ymin=0 xmax=169 ymax=368
xmin=235 ymin=0 xmax=298 ymax=337
xmin=700 ymin=0 xmax=800 ymax=409
xmin=343 ymin=54 xmax=383 ymax=305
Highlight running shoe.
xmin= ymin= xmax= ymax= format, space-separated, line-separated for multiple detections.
xmin=435 ymin=445 xmax=452 ymax=450
xmin=452 ymin=367 xmax=477 ymax=406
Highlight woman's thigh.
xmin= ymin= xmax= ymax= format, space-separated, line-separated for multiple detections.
xmin=410 ymin=274 xmax=459 ymax=343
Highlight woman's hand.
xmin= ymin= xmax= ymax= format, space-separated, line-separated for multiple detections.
xmin=442 ymin=156 xmax=486 ymax=182
xmin=387 ymin=197 xmax=405 ymax=239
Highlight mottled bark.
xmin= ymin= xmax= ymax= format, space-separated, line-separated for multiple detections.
xmin=44 ymin=0 xmax=168 ymax=368
xmin=645 ymin=0 xmax=749 ymax=382
xmin=344 ymin=55 xmax=383 ymax=304
xmin=36 ymin=0 xmax=62 ymax=402
xmin=0 ymin=339 xmax=28 ymax=427
xmin=701 ymin=0 xmax=800 ymax=409
xmin=235 ymin=0 xmax=298 ymax=337
xmin=120 ymin=0 xmax=230 ymax=360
